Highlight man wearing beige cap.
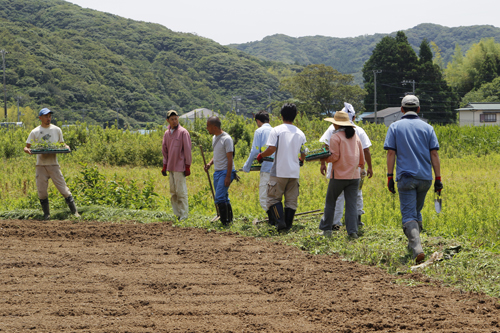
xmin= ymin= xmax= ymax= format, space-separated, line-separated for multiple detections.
xmin=162 ymin=110 xmax=192 ymax=220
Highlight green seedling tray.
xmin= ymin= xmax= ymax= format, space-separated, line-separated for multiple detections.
xmin=305 ymin=148 xmax=331 ymax=161
xmin=31 ymin=149 xmax=71 ymax=154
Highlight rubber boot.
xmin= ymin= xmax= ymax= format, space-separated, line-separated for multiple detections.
xmin=218 ymin=203 xmax=230 ymax=226
xmin=40 ymin=198 xmax=50 ymax=220
xmin=65 ymin=195 xmax=80 ymax=217
xmin=323 ymin=230 xmax=332 ymax=238
xmin=357 ymin=215 xmax=365 ymax=227
xmin=266 ymin=210 xmax=275 ymax=226
xmin=269 ymin=202 xmax=286 ymax=231
xmin=227 ymin=203 xmax=233 ymax=224
xmin=403 ymin=221 xmax=425 ymax=264
xmin=284 ymin=208 xmax=296 ymax=231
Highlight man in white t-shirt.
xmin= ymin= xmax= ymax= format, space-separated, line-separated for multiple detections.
xmin=319 ymin=103 xmax=373 ymax=229
xmin=257 ymin=103 xmax=306 ymax=231
xmin=24 ymin=108 xmax=80 ymax=219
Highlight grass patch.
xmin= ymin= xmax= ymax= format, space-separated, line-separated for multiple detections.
xmin=0 ymin=206 xmax=174 ymax=224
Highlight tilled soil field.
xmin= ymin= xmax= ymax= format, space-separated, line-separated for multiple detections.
xmin=1 ymin=220 xmax=499 ymax=332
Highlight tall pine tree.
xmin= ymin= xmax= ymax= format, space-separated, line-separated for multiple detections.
xmin=416 ymin=39 xmax=457 ymax=124
xmin=363 ymin=32 xmax=455 ymax=124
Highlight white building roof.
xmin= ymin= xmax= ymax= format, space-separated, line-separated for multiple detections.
xmin=179 ymin=108 xmax=221 ymax=119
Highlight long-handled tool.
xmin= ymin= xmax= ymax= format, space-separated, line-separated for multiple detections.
xmin=199 ymin=145 xmax=219 ymax=221
xmin=252 ymin=209 xmax=322 ymax=225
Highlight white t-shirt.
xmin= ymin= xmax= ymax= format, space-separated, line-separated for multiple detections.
xmin=267 ymin=124 xmax=306 ymax=179
xmin=319 ymin=124 xmax=371 ymax=178
xmin=26 ymin=124 xmax=64 ymax=166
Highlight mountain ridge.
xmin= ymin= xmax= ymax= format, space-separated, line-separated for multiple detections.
xmin=229 ymin=23 xmax=500 ymax=74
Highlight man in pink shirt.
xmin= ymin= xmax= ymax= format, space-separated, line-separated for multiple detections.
xmin=162 ymin=110 xmax=192 ymax=220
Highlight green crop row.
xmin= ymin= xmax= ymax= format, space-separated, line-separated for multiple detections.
xmin=2 ymin=113 xmax=500 ymax=164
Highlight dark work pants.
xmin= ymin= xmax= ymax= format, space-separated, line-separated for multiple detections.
xmin=319 ymin=178 xmax=360 ymax=235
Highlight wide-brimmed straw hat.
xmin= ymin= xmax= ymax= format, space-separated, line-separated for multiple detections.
xmin=324 ymin=111 xmax=353 ymax=127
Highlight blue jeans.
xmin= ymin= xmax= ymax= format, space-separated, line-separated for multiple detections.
xmin=213 ymin=170 xmax=236 ymax=204
xmin=397 ymin=176 xmax=432 ymax=224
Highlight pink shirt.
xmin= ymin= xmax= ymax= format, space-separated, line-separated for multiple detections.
xmin=162 ymin=125 xmax=192 ymax=172
xmin=324 ymin=131 xmax=365 ymax=179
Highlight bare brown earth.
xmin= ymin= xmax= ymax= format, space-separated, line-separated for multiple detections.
xmin=1 ymin=220 xmax=499 ymax=332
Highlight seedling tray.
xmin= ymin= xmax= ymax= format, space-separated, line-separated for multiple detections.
xmin=305 ymin=148 xmax=331 ymax=161
xmin=31 ymin=149 xmax=71 ymax=154
xmin=250 ymin=166 xmax=261 ymax=171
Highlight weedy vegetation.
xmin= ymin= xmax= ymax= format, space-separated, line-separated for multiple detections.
xmin=0 ymin=113 xmax=499 ymax=298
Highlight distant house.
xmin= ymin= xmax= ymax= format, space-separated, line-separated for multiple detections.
xmin=0 ymin=122 xmax=23 ymax=128
xmin=456 ymin=102 xmax=500 ymax=126
xmin=362 ymin=107 xmax=429 ymax=126
xmin=362 ymin=107 xmax=402 ymax=126
xmin=179 ymin=108 xmax=221 ymax=122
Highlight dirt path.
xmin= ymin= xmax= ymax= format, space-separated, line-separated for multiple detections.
xmin=1 ymin=220 xmax=499 ymax=332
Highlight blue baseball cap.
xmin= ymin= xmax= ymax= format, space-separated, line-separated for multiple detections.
xmin=39 ymin=108 xmax=53 ymax=116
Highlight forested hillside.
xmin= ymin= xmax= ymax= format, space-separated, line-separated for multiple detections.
xmin=230 ymin=24 xmax=500 ymax=76
xmin=0 ymin=0 xmax=290 ymax=126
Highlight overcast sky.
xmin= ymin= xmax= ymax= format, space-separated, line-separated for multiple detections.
xmin=67 ymin=0 xmax=500 ymax=45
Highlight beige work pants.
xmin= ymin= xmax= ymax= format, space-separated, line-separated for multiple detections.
xmin=36 ymin=165 xmax=72 ymax=200
xmin=169 ymin=171 xmax=189 ymax=220
xmin=266 ymin=176 xmax=300 ymax=210
xmin=259 ymin=172 xmax=270 ymax=212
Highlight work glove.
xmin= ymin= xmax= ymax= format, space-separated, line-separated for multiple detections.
xmin=184 ymin=165 xmax=191 ymax=177
xmin=161 ymin=164 xmax=167 ymax=176
xmin=434 ymin=177 xmax=443 ymax=194
xmin=387 ymin=175 xmax=395 ymax=194
xmin=256 ymin=153 xmax=264 ymax=164
xmin=299 ymin=158 xmax=304 ymax=167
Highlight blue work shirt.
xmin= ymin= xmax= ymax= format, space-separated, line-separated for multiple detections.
xmin=383 ymin=112 xmax=439 ymax=182
xmin=242 ymin=123 xmax=273 ymax=173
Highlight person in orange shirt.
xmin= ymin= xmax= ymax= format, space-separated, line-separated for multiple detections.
xmin=319 ymin=111 xmax=364 ymax=238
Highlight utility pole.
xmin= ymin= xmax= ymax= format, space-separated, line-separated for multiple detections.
xmin=402 ymin=80 xmax=416 ymax=94
xmin=81 ymin=109 xmax=86 ymax=123
xmin=115 ymin=108 xmax=121 ymax=128
xmin=16 ymin=96 xmax=23 ymax=122
xmin=372 ymin=70 xmax=382 ymax=124
xmin=1 ymin=50 xmax=8 ymax=120
xmin=266 ymin=89 xmax=273 ymax=113
xmin=233 ymin=96 xmax=241 ymax=114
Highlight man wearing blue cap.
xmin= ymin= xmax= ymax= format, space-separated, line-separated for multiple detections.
xmin=24 ymin=108 xmax=80 ymax=219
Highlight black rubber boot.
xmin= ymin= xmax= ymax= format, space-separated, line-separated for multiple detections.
xmin=403 ymin=221 xmax=425 ymax=263
xmin=269 ymin=202 xmax=286 ymax=231
xmin=227 ymin=203 xmax=233 ymax=224
xmin=357 ymin=215 xmax=365 ymax=227
xmin=40 ymin=198 xmax=50 ymax=220
xmin=218 ymin=203 xmax=230 ymax=226
xmin=65 ymin=195 xmax=80 ymax=217
xmin=284 ymin=208 xmax=296 ymax=231
xmin=266 ymin=210 xmax=275 ymax=226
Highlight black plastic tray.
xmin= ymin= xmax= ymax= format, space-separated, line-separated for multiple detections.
xmin=31 ymin=149 xmax=71 ymax=154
